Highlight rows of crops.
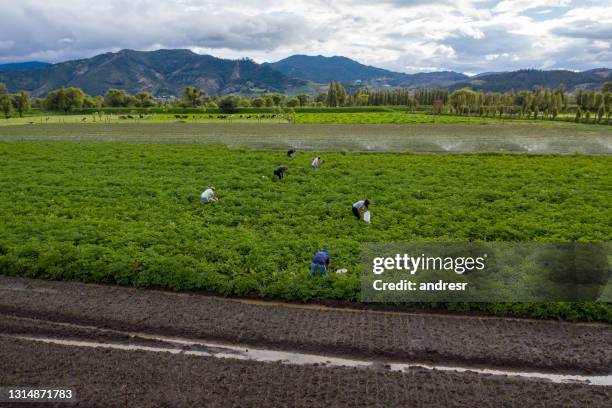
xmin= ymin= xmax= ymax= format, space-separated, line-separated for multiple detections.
xmin=1 ymin=122 xmax=610 ymax=156
xmin=1 ymin=142 xmax=610 ymax=320
xmin=293 ymin=112 xmax=509 ymax=124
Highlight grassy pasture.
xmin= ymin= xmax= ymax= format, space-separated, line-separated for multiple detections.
xmin=0 ymin=142 xmax=610 ymax=321
xmin=0 ymin=114 xmax=288 ymax=126
xmin=3 ymin=110 xmax=612 ymax=127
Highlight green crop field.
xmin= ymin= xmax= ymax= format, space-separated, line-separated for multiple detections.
xmin=0 ymin=122 xmax=610 ymax=155
xmin=294 ymin=112 xmax=511 ymax=124
xmin=1 ymin=141 xmax=610 ymax=321
xmin=292 ymin=111 xmax=612 ymax=126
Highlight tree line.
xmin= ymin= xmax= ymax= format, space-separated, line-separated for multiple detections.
xmin=574 ymin=87 xmax=612 ymax=123
xmin=1 ymin=81 xmax=611 ymax=123
xmin=447 ymin=85 xmax=612 ymax=123
xmin=0 ymin=83 xmax=31 ymax=118
xmin=0 ymin=84 xmax=317 ymax=117
xmin=324 ymin=81 xmax=611 ymax=122
xmin=323 ymin=83 xmax=449 ymax=108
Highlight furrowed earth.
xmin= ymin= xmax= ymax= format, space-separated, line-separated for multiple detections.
xmin=0 ymin=276 xmax=611 ymax=407
xmin=2 ymin=336 xmax=608 ymax=408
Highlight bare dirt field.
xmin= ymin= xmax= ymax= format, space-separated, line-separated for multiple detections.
xmin=0 ymin=275 xmax=611 ymax=407
xmin=1 ymin=334 xmax=610 ymax=408
xmin=1 ymin=276 xmax=610 ymax=373
xmin=0 ymin=277 xmax=612 ymax=407
xmin=1 ymin=276 xmax=611 ymax=373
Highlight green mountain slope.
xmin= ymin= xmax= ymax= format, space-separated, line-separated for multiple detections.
xmin=450 ymin=69 xmax=612 ymax=92
xmin=267 ymin=54 xmax=403 ymax=83
xmin=0 ymin=49 xmax=309 ymax=96
xmin=268 ymin=55 xmax=470 ymax=87
xmin=1 ymin=50 xmax=609 ymax=96
xmin=0 ymin=62 xmax=50 ymax=72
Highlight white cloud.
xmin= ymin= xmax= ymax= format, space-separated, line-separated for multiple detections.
xmin=493 ymin=0 xmax=571 ymax=13
xmin=0 ymin=40 xmax=15 ymax=50
xmin=0 ymin=0 xmax=609 ymax=73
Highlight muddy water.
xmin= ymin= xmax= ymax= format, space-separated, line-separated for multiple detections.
xmin=4 ymin=333 xmax=611 ymax=387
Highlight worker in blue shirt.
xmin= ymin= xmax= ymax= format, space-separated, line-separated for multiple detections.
xmin=310 ymin=249 xmax=330 ymax=277
xmin=352 ymin=199 xmax=370 ymax=220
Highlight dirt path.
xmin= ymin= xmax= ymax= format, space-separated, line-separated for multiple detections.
xmin=1 ymin=276 xmax=610 ymax=374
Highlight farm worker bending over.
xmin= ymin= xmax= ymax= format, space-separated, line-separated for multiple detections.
xmin=352 ymin=199 xmax=370 ymax=220
xmin=200 ymin=187 xmax=218 ymax=203
xmin=310 ymin=249 xmax=330 ymax=277
xmin=311 ymin=156 xmax=321 ymax=169
xmin=274 ymin=165 xmax=288 ymax=180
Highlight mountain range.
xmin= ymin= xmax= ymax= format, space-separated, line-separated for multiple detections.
xmin=0 ymin=49 xmax=609 ymax=97
xmin=0 ymin=61 xmax=50 ymax=72
xmin=449 ymin=69 xmax=611 ymax=92
xmin=0 ymin=50 xmax=310 ymax=97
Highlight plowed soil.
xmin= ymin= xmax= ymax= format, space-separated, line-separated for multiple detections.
xmin=1 ymin=336 xmax=610 ymax=408
xmin=1 ymin=276 xmax=610 ymax=373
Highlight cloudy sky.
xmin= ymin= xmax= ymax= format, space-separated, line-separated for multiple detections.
xmin=0 ymin=0 xmax=610 ymax=74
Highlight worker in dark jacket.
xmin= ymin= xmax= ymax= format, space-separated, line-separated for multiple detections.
xmin=274 ymin=165 xmax=288 ymax=180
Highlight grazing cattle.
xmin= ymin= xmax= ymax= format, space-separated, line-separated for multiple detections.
xmin=127 ymin=115 xmax=134 ymax=119
xmin=208 ymin=115 xmax=213 ymax=118
xmin=81 ymin=117 xmax=87 ymax=122
xmin=174 ymin=115 xmax=181 ymax=119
